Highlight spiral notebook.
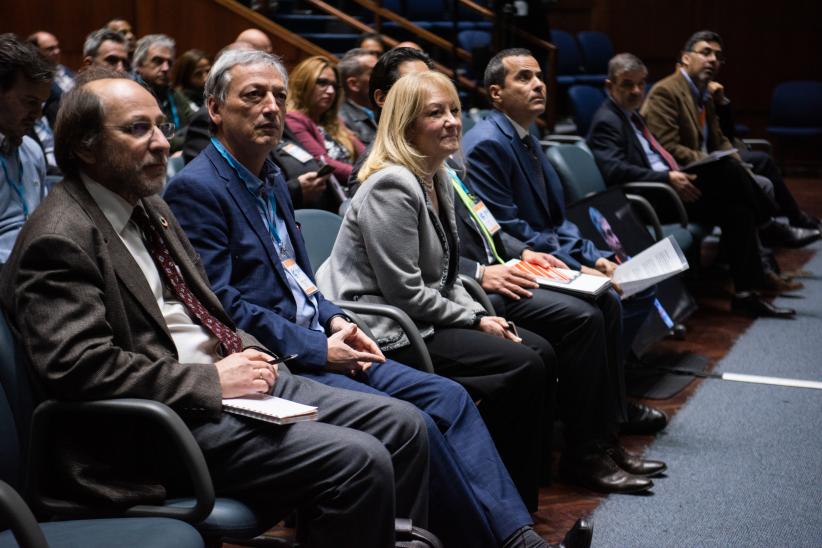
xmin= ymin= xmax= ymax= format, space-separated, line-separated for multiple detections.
xmin=222 ymin=394 xmax=319 ymax=425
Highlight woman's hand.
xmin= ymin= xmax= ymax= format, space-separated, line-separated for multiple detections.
xmin=476 ymin=316 xmax=522 ymax=343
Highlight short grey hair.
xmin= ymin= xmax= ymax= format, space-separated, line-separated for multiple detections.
xmin=338 ymin=47 xmax=375 ymax=82
xmin=205 ymin=48 xmax=288 ymax=105
xmin=607 ymin=53 xmax=647 ymax=82
xmin=83 ymin=28 xmax=126 ymax=58
xmin=134 ymin=34 xmax=175 ymax=67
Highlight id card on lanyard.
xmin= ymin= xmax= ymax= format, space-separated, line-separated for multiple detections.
xmin=472 ymin=201 xmax=501 ymax=235
xmin=282 ymin=258 xmax=319 ymax=296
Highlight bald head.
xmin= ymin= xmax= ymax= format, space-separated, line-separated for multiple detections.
xmin=28 ymin=31 xmax=61 ymax=63
xmin=236 ymin=29 xmax=273 ymax=53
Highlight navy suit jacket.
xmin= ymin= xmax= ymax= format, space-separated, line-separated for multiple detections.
xmin=463 ymin=109 xmax=610 ymax=269
xmin=586 ymin=98 xmax=670 ymax=186
xmin=165 ymin=143 xmax=342 ymax=368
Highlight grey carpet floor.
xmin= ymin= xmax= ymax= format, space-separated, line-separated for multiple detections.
xmin=591 ymin=241 xmax=822 ymax=547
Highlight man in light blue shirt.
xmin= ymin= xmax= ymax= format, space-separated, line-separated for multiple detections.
xmin=0 ymin=34 xmax=54 ymax=264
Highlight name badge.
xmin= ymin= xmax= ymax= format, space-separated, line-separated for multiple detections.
xmin=282 ymin=143 xmax=313 ymax=163
xmin=282 ymin=258 xmax=319 ymax=297
xmin=473 ymin=201 xmax=501 ymax=234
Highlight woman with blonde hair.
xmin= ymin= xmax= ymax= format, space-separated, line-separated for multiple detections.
xmin=317 ymin=71 xmax=560 ymax=545
xmin=285 ymin=56 xmax=364 ymax=181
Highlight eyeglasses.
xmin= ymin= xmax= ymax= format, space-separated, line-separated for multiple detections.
xmin=690 ymin=47 xmax=725 ymax=63
xmin=315 ymin=78 xmax=339 ymax=89
xmin=108 ymin=121 xmax=176 ymax=139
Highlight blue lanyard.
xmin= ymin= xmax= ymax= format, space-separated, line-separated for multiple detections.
xmin=166 ymin=90 xmax=180 ymax=128
xmin=210 ymin=137 xmax=283 ymax=248
xmin=447 ymin=167 xmax=472 ymax=196
xmin=1 ymin=151 xmax=28 ymax=218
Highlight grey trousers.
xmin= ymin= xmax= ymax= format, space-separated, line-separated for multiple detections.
xmin=187 ymin=366 xmax=429 ymax=548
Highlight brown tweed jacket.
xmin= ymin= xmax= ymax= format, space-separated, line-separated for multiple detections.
xmin=641 ymin=70 xmax=739 ymax=167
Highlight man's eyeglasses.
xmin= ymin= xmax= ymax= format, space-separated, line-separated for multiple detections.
xmin=315 ymin=78 xmax=339 ymax=89
xmin=108 ymin=121 xmax=176 ymax=139
xmin=690 ymin=47 xmax=725 ymax=64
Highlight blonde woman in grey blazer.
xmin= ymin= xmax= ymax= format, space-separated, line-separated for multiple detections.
xmin=317 ymin=71 xmax=557 ymax=516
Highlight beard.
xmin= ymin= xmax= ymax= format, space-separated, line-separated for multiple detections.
xmin=98 ymin=142 xmax=167 ymax=203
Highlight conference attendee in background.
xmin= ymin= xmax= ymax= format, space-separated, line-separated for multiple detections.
xmin=134 ymin=34 xmax=194 ymax=153
xmin=641 ymin=30 xmax=818 ymax=250
xmin=346 ymin=46 xmax=435 ymax=189
xmin=236 ymin=28 xmax=274 ymax=54
xmin=0 ymin=34 xmax=53 ymax=266
xmin=81 ymin=29 xmax=129 ymax=73
xmin=358 ymin=32 xmax=386 ymax=56
xmin=166 ymin=48 xmax=589 ymax=548
xmin=106 ymin=17 xmax=136 ymax=58
xmin=1 ymin=69 xmax=430 ymax=548
xmin=588 ymin=52 xmax=799 ymax=318
xmin=285 ymin=56 xmax=364 ymax=182
xmin=27 ymin=31 xmax=74 ymax=94
xmin=172 ymin=48 xmax=211 ymax=111
xmin=317 ymin=70 xmax=552 ymax=515
xmin=338 ymin=48 xmax=379 ymax=145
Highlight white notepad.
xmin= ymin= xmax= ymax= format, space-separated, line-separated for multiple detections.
xmin=222 ymin=394 xmax=319 ymax=425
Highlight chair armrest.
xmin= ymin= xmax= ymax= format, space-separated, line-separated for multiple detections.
xmin=459 ymin=274 xmax=496 ymax=315
xmin=541 ymin=134 xmax=583 ymax=144
xmin=29 ymin=399 xmax=215 ymax=523
xmin=741 ymin=138 xmax=772 ymax=154
xmin=0 ymin=480 xmax=48 ymax=548
xmin=335 ymin=301 xmax=435 ymax=374
xmin=621 ymin=182 xmax=689 ymax=227
xmin=625 ymin=193 xmax=663 ymax=241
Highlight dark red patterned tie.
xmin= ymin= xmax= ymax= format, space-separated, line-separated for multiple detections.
xmin=131 ymin=207 xmax=244 ymax=356
xmin=632 ymin=113 xmax=679 ymax=170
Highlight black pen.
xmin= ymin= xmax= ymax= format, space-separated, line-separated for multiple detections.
xmin=268 ymin=354 xmax=299 ymax=365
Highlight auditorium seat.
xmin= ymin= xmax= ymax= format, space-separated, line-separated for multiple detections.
xmin=767 ymin=80 xmax=822 ymax=138
xmin=576 ymin=31 xmax=614 ymax=77
xmin=567 ymin=84 xmax=606 ymax=136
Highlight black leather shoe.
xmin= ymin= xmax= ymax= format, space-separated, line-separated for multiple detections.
xmin=561 ymin=518 xmax=593 ymax=548
xmin=731 ymin=293 xmax=795 ymax=318
xmin=792 ymin=211 xmax=822 ymax=232
xmin=760 ymin=221 xmax=820 ymax=248
xmin=621 ymin=401 xmax=668 ymax=435
xmin=606 ymin=445 xmax=667 ymax=477
xmin=560 ymin=452 xmax=653 ymax=494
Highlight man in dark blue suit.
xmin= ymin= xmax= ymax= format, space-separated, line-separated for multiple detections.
xmin=165 ymin=48 xmax=590 ymax=548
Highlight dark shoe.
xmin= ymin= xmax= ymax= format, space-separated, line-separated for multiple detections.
xmin=561 ymin=518 xmax=593 ymax=548
xmin=605 ymin=445 xmax=667 ymax=477
xmin=621 ymin=401 xmax=668 ymax=435
xmin=760 ymin=221 xmax=820 ymax=248
xmin=731 ymin=292 xmax=795 ymax=318
xmin=560 ymin=452 xmax=653 ymax=494
xmin=791 ymin=211 xmax=822 ymax=232
xmin=762 ymin=271 xmax=804 ymax=293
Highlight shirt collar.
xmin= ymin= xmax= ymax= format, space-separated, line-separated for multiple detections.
xmin=679 ymin=67 xmax=710 ymax=106
xmin=80 ymin=172 xmax=136 ymax=236
xmin=504 ymin=113 xmax=530 ymax=140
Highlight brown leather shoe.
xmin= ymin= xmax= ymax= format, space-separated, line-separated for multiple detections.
xmin=762 ymin=271 xmax=804 ymax=294
xmin=606 ymin=445 xmax=667 ymax=477
xmin=560 ymin=451 xmax=653 ymax=494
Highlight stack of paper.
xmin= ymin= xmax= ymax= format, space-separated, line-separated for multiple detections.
xmin=508 ymin=260 xmax=612 ymax=298
xmin=612 ymin=235 xmax=689 ymax=298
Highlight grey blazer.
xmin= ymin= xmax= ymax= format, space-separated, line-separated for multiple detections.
xmin=316 ymin=164 xmax=484 ymax=351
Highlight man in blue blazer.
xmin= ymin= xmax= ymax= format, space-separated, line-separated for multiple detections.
xmin=165 ymin=48 xmax=590 ymax=548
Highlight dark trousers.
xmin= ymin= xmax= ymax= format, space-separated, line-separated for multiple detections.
xmin=740 ymin=149 xmax=802 ymax=222
xmin=297 ymin=358 xmax=531 ymax=546
xmin=386 ymin=327 xmax=553 ymax=513
xmin=688 ymin=159 xmax=771 ymax=291
xmin=187 ymin=367 xmax=429 ymax=548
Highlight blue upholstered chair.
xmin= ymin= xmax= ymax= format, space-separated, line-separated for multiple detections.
xmin=567 ymin=85 xmax=606 ymax=136
xmin=550 ymin=30 xmax=606 ymax=86
xmin=576 ymin=31 xmax=614 ymax=77
xmin=0 ymin=312 xmax=292 ymax=547
xmin=767 ymin=80 xmax=822 ymax=138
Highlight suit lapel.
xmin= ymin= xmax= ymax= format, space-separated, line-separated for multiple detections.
xmin=209 ymin=146 xmax=291 ymax=286
xmin=673 ymin=72 xmax=701 ymax=141
xmin=491 ymin=112 xmax=552 ymax=218
xmin=63 ymin=179 xmax=171 ymax=341
xmin=609 ymin=100 xmax=652 ymax=168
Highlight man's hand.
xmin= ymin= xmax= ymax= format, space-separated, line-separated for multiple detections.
xmin=668 ymin=170 xmax=700 ymax=202
xmin=327 ymin=321 xmax=385 ymax=372
xmin=298 ymin=171 xmax=330 ymax=203
xmin=480 ymin=263 xmax=537 ymax=300
xmin=476 ymin=316 xmax=522 ymax=343
xmin=521 ymin=249 xmax=568 ymax=269
xmin=707 ymin=80 xmax=726 ymax=104
xmin=585 ymin=261 xmax=622 ymax=294
xmin=216 ymin=348 xmax=278 ymax=398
